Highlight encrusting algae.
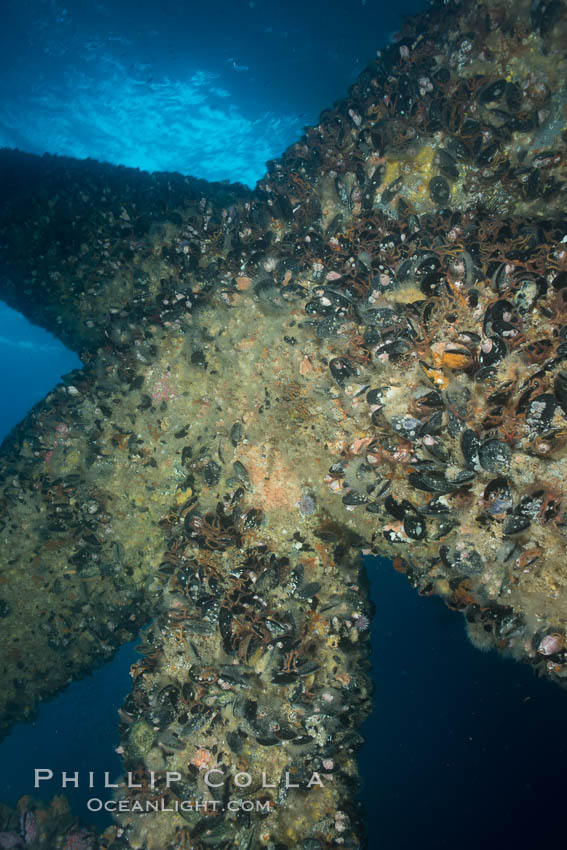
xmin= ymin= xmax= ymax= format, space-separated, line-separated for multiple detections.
xmin=1 ymin=0 xmax=567 ymax=846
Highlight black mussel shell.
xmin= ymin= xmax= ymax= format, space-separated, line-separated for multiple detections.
xmin=478 ymin=78 xmax=507 ymax=104
xmin=366 ymin=386 xmax=389 ymax=405
xmin=479 ymin=335 xmax=507 ymax=368
xmin=447 ymin=136 xmax=472 ymax=161
xmin=461 ymin=429 xmax=481 ymax=469
xmin=479 ymin=439 xmax=511 ymax=473
xmin=503 ymin=513 xmax=531 ymax=536
xmin=384 ymin=495 xmax=415 ymax=520
xmin=476 ymin=141 xmax=500 ymax=166
xmin=420 ymin=497 xmax=450 ymax=515
xmin=403 ymin=514 xmax=427 ymax=540
xmin=419 ymin=410 xmax=445 ymax=436
xmin=375 ymin=338 xmax=412 ymax=360
xmin=418 ymin=389 xmax=444 ymax=409
xmin=483 ymin=476 xmax=512 ymax=504
xmin=317 ymin=315 xmax=352 ymax=338
xmin=230 ymin=422 xmax=243 ymax=446
xmin=329 ymin=357 xmax=357 ymax=386
xmin=437 ymin=148 xmax=459 ymax=180
xmin=505 ymin=81 xmax=522 ymax=111
xmin=429 ymin=176 xmax=450 ymax=205
xmin=409 ymin=470 xmax=454 ymax=493
xmin=525 ymin=393 xmax=557 ymax=432
xmin=203 ymin=460 xmax=221 ymax=485
xmin=342 ymin=490 xmax=369 ymax=506
xmin=554 ymin=371 xmax=567 ymax=414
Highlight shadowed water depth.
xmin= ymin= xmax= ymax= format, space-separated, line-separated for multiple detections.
xmin=1 ymin=0 xmax=567 ymax=847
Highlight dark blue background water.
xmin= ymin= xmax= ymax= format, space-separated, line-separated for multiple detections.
xmin=1 ymin=0 xmax=566 ymax=845
xmin=362 ymin=560 xmax=567 ymax=850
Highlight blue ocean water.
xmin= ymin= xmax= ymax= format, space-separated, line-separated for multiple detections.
xmin=0 ymin=0 xmax=565 ymax=847
xmin=0 ymin=303 xmax=82 ymax=437
xmin=362 ymin=559 xmax=567 ymax=849
xmin=0 ymin=0 xmax=420 ymax=186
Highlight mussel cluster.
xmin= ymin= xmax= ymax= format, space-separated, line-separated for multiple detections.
xmin=115 ymin=504 xmax=372 ymax=850
xmin=0 ymin=794 xmax=98 ymax=849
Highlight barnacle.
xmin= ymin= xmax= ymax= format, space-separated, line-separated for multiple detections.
xmin=1 ymin=0 xmax=567 ymax=846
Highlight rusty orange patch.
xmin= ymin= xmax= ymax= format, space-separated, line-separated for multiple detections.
xmin=238 ymin=443 xmax=302 ymax=514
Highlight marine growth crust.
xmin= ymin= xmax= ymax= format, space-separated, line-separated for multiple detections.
xmin=1 ymin=0 xmax=567 ymax=846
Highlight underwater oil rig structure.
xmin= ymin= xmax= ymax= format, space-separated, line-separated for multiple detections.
xmin=1 ymin=0 xmax=567 ymax=846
